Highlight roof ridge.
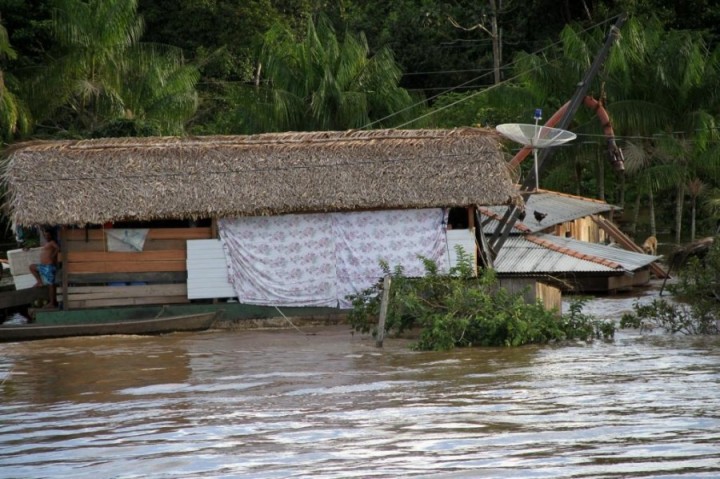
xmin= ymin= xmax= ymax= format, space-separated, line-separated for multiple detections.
xmin=17 ymin=128 xmax=500 ymax=151
xmin=525 ymin=234 xmax=623 ymax=270
xmin=535 ymin=188 xmax=610 ymax=205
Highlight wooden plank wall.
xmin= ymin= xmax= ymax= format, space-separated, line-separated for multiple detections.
xmin=553 ymin=216 xmax=607 ymax=243
xmin=62 ymin=227 xmax=212 ymax=309
xmin=499 ymin=277 xmax=562 ymax=316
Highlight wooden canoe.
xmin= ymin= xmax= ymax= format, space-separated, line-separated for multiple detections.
xmin=0 ymin=311 xmax=219 ymax=342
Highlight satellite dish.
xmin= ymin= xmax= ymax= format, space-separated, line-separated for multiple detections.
xmin=496 ymin=124 xmax=577 ymax=148
xmin=496 ymin=123 xmax=577 ymax=190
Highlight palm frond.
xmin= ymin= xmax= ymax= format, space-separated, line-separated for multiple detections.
xmin=622 ymin=141 xmax=651 ymax=174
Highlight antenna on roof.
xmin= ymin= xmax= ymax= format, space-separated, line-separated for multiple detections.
xmin=496 ymin=111 xmax=576 ymax=191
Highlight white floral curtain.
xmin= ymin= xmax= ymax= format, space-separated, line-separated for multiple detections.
xmin=219 ymin=209 xmax=449 ymax=308
xmin=218 ymin=215 xmax=337 ymax=307
xmin=333 ymin=209 xmax=449 ymax=308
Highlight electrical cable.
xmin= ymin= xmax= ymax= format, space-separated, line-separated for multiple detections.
xmin=360 ymin=14 xmax=625 ymax=130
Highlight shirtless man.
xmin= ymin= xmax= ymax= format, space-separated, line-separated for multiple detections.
xmin=29 ymin=227 xmax=60 ymax=307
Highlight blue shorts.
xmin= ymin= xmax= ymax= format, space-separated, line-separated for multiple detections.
xmin=37 ymin=264 xmax=56 ymax=285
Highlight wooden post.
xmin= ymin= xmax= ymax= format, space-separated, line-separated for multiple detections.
xmin=467 ymin=206 xmax=477 ymax=269
xmin=60 ymin=226 xmax=69 ymax=311
xmin=210 ymin=217 xmax=219 ymax=304
xmin=376 ymin=275 xmax=391 ymax=348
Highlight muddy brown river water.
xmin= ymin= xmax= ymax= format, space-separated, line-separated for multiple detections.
xmin=1 ymin=283 xmax=720 ymax=478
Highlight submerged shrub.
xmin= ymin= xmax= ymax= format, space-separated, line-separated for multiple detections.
xmin=347 ymin=247 xmax=614 ymax=350
xmin=622 ymin=237 xmax=720 ymax=335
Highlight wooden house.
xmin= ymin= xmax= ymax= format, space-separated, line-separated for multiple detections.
xmin=479 ymin=189 xmax=617 ymax=242
xmin=3 ymin=128 xmax=524 ymax=311
xmin=479 ymin=190 xmax=664 ymax=293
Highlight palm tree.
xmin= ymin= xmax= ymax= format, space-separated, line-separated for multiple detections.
xmin=687 ymin=178 xmax=706 ymax=242
xmin=622 ymin=140 xmax=659 ymax=237
xmin=610 ymin=21 xmax=720 ymax=242
xmin=117 ymin=46 xmax=199 ymax=136
xmin=243 ymin=15 xmax=421 ymax=133
xmin=0 ymin=19 xmax=31 ymax=141
xmin=30 ymin=0 xmax=198 ymax=137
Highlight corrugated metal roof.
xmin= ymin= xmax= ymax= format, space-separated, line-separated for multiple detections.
xmin=540 ymin=234 xmax=659 ymax=270
xmin=480 ymin=190 xmax=618 ymax=234
xmin=494 ymin=234 xmax=659 ymax=274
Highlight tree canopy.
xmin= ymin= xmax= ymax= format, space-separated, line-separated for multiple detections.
xmin=2 ymin=0 xmax=720 ymax=240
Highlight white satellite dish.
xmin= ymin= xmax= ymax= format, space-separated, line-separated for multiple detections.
xmin=496 ymin=122 xmax=576 ymax=190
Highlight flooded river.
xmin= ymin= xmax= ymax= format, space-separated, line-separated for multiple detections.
xmin=2 ymin=285 xmax=720 ymax=478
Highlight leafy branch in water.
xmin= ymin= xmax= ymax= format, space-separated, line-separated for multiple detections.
xmin=621 ymin=236 xmax=720 ymax=335
xmin=347 ymin=246 xmax=614 ymax=350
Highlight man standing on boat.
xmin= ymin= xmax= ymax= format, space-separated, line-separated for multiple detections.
xmin=29 ymin=227 xmax=60 ymax=308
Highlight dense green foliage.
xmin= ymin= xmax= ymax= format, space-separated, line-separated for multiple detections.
xmin=621 ymin=238 xmax=720 ymax=335
xmin=203 ymin=15 xmax=422 ymax=134
xmin=2 ymin=0 xmax=720 ymax=240
xmin=347 ymin=248 xmax=615 ymax=350
xmin=24 ymin=0 xmax=199 ymax=137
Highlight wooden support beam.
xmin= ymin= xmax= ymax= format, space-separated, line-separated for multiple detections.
xmin=67 ymin=271 xmax=187 ymax=284
xmin=67 ymin=260 xmax=186 ymax=274
xmin=60 ymin=226 xmax=69 ymax=311
xmin=64 ymin=227 xmax=213 ymax=241
xmin=67 ymin=250 xmax=185 ymax=263
xmin=376 ymin=275 xmax=391 ymax=348
xmin=66 ymin=283 xmax=187 ymax=300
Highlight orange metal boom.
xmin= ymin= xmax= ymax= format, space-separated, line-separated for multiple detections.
xmin=508 ymin=96 xmax=625 ymax=172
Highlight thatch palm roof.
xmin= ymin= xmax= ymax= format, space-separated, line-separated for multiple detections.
xmin=3 ymin=128 xmax=517 ymax=226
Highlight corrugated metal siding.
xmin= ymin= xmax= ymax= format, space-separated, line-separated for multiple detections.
xmin=481 ymin=191 xmax=617 ymax=234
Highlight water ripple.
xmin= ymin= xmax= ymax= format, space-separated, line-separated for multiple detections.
xmin=1 ymin=317 xmax=720 ymax=478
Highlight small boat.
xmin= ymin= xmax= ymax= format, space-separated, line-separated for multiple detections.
xmin=0 ymin=311 xmax=219 ymax=342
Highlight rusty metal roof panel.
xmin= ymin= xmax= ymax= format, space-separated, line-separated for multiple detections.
xmin=495 ymin=237 xmax=615 ymax=273
xmin=494 ymin=235 xmax=658 ymax=274
xmin=480 ymin=190 xmax=618 ymax=234
xmin=539 ymin=234 xmax=659 ymax=270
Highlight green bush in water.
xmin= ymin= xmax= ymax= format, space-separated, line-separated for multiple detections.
xmin=621 ymin=236 xmax=720 ymax=335
xmin=347 ymin=246 xmax=615 ymax=350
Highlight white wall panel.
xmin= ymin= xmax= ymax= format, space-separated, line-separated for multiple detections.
xmin=186 ymin=239 xmax=236 ymax=300
xmin=446 ymin=228 xmax=477 ymax=275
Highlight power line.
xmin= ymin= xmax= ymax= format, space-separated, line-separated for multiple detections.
xmin=197 ymin=65 xmax=512 ymax=84
xmin=362 ymin=14 xmax=625 ymax=130
xmin=403 ymin=66 xmax=510 ymax=76
xmin=405 ymin=85 xmax=489 ymax=92
xmin=574 ymin=130 xmax=720 ymax=142
xmin=196 ymin=14 xmax=622 ymax=131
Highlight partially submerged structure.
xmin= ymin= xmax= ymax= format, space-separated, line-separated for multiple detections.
xmin=479 ymin=190 xmax=662 ymax=293
xmin=4 ymin=128 xmax=527 ymax=311
xmin=480 ymin=189 xmax=616 ymax=243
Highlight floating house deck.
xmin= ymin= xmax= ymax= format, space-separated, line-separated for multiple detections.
xmin=4 ymin=128 xmax=559 ymax=318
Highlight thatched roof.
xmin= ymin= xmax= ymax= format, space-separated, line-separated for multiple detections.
xmin=3 ymin=128 xmax=518 ymax=226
